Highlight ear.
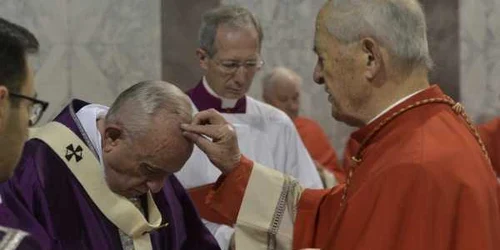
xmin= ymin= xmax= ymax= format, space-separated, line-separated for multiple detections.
xmin=196 ymin=48 xmax=209 ymax=71
xmin=361 ymin=38 xmax=382 ymax=81
xmin=102 ymin=124 xmax=123 ymax=153
xmin=0 ymin=86 xmax=9 ymax=132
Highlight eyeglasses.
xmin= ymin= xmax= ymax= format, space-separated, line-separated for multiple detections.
xmin=9 ymin=93 xmax=49 ymax=126
xmin=211 ymin=58 xmax=265 ymax=75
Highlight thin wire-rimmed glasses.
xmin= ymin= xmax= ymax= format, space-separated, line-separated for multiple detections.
xmin=211 ymin=57 xmax=265 ymax=75
xmin=9 ymin=93 xmax=49 ymax=126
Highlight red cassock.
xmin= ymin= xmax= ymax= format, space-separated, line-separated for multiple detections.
xmin=478 ymin=117 xmax=500 ymax=177
xmin=190 ymin=85 xmax=500 ymax=250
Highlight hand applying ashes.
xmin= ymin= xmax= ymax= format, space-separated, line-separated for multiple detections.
xmin=181 ymin=108 xmax=242 ymax=175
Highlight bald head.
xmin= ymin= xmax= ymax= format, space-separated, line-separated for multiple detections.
xmin=106 ymin=80 xmax=193 ymax=138
xmin=262 ymin=67 xmax=302 ymax=119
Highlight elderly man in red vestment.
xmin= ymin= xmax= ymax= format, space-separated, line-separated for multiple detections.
xmin=182 ymin=0 xmax=500 ymax=249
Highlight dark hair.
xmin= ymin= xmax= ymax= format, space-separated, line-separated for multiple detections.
xmin=0 ymin=17 xmax=39 ymax=103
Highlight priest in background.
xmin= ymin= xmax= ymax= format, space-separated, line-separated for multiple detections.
xmin=181 ymin=0 xmax=500 ymax=249
xmin=262 ymin=67 xmax=344 ymax=185
xmin=176 ymin=5 xmax=323 ymax=250
xmin=0 ymin=17 xmax=50 ymax=250
xmin=0 ymin=81 xmax=220 ymax=250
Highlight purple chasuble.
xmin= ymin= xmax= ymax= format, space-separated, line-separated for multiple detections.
xmin=187 ymin=80 xmax=246 ymax=113
xmin=0 ymin=100 xmax=220 ymax=250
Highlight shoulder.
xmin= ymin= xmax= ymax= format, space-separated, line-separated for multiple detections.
xmin=6 ymin=138 xmax=64 ymax=190
xmin=0 ymin=226 xmax=40 ymax=250
xmin=246 ymin=97 xmax=295 ymax=127
xmin=371 ymin=113 xmax=492 ymax=188
xmin=294 ymin=116 xmax=323 ymax=130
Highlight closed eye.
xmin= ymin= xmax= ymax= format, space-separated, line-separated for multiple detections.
xmin=140 ymin=163 xmax=161 ymax=175
xmin=221 ymin=62 xmax=239 ymax=69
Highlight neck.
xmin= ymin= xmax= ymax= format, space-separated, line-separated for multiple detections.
xmin=361 ymin=67 xmax=430 ymax=126
xmin=202 ymin=77 xmax=241 ymax=109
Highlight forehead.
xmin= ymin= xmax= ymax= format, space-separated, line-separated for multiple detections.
xmin=135 ymin=116 xmax=192 ymax=160
xmin=314 ymin=6 xmax=333 ymax=51
xmin=213 ymin=25 xmax=260 ymax=58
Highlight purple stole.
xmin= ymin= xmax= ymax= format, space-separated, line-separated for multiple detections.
xmin=187 ymin=80 xmax=246 ymax=113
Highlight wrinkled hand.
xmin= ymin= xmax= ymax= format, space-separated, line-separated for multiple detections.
xmin=181 ymin=109 xmax=241 ymax=175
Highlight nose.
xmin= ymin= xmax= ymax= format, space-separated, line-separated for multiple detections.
xmin=146 ymin=178 xmax=166 ymax=193
xmin=233 ymin=66 xmax=247 ymax=84
xmin=313 ymin=63 xmax=324 ymax=85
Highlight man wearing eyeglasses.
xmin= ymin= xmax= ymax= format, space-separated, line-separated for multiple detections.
xmin=0 ymin=17 xmax=49 ymax=249
xmin=174 ymin=5 xmax=323 ymax=250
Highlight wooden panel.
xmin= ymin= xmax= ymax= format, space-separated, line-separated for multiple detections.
xmin=161 ymin=0 xmax=220 ymax=91
xmin=420 ymin=0 xmax=460 ymax=100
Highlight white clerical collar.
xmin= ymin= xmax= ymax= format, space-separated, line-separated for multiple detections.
xmin=367 ymin=88 xmax=427 ymax=124
xmin=202 ymin=77 xmax=239 ymax=109
xmin=76 ymin=104 xmax=109 ymax=166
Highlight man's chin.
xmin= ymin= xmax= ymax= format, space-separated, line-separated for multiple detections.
xmin=224 ymin=90 xmax=245 ymax=99
xmin=331 ymin=111 xmax=364 ymax=128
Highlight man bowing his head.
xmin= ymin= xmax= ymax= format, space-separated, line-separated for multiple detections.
xmin=1 ymin=81 xmax=220 ymax=250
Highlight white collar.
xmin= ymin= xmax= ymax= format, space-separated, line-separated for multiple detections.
xmin=202 ymin=77 xmax=240 ymax=109
xmin=367 ymin=88 xmax=426 ymax=124
xmin=75 ymin=104 xmax=109 ymax=165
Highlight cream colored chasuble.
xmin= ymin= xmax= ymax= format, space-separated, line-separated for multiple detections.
xmin=30 ymin=122 xmax=168 ymax=250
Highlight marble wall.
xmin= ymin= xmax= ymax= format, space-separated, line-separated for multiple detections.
xmin=460 ymin=0 xmax=500 ymax=123
xmin=0 ymin=0 xmax=161 ymax=123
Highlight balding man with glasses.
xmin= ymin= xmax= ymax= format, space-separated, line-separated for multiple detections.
xmin=0 ymin=17 xmax=49 ymax=249
xmin=175 ymin=5 xmax=322 ymax=250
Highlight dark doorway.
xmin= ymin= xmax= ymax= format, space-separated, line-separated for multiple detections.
xmin=420 ymin=0 xmax=460 ymax=100
xmin=161 ymin=0 xmax=220 ymax=91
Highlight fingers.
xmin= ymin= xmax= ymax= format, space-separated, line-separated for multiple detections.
xmin=182 ymin=131 xmax=212 ymax=152
xmin=192 ymin=109 xmax=227 ymax=125
xmin=181 ymin=124 xmax=222 ymax=139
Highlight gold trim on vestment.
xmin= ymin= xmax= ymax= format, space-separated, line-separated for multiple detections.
xmin=236 ymin=163 xmax=302 ymax=250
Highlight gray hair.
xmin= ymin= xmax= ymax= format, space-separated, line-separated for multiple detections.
xmin=262 ymin=67 xmax=302 ymax=100
xmin=324 ymin=0 xmax=433 ymax=70
xmin=199 ymin=5 xmax=263 ymax=57
xmin=105 ymin=80 xmax=192 ymax=139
